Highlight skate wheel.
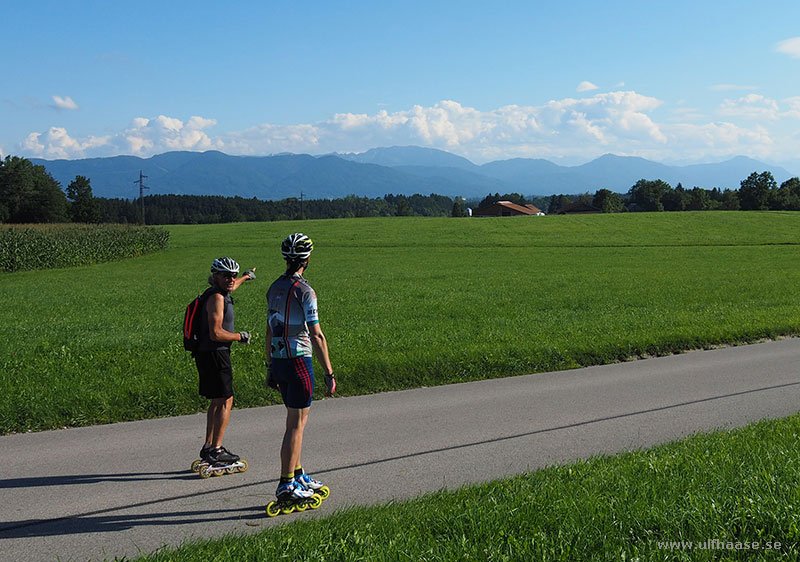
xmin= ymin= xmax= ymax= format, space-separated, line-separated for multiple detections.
xmin=199 ymin=466 xmax=212 ymax=479
xmin=265 ymin=502 xmax=281 ymax=517
xmin=317 ymin=485 xmax=330 ymax=500
xmin=225 ymin=466 xmax=236 ymax=474
xmin=295 ymin=502 xmax=308 ymax=512
xmin=237 ymin=459 xmax=248 ymax=473
xmin=280 ymin=504 xmax=295 ymax=515
xmin=211 ymin=469 xmax=223 ymax=477
xmin=308 ymin=495 xmax=323 ymax=509
xmin=191 ymin=460 xmax=203 ymax=472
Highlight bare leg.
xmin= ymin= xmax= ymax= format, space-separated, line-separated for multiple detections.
xmin=281 ymin=407 xmax=310 ymax=475
xmin=206 ymin=396 xmax=233 ymax=448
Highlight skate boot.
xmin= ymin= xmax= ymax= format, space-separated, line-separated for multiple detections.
xmin=265 ymin=480 xmax=322 ymax=517
xmin=197 ymin=446 xmax=248 ymax=478
xmin=190 ymin=444 xmax=213 ymax=472
xmin=295 ymin=472 xmax=330 ymax=500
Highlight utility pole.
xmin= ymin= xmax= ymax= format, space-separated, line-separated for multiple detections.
xmin=134 ymin=170 xmax=150 ymax=224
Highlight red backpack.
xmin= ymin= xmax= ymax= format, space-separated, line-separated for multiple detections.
xmin=183 ymin=289 xmax=214 ymax=353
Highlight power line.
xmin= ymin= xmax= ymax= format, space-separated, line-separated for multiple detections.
xmin=134 ymin=170 xmax=150 ymax=224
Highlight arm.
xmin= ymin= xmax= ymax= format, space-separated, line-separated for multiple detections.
xmin=265 ymin=320 xmax=278 ymax=389
xmin=207 ymin=293 xmax=247 ymax=343
xmin=265 ymin=321 xmax=273 ymax=365
xmin=309 ymin=322 xmax=333 ymax=376
xmin=309 ymin=322 xmax=336 ymax=396
xmin=232 ymin=267 xmax=256 ymax=291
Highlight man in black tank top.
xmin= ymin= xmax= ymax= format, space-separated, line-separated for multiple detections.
xmin=194 ymin=257 xmax=255 ymax=465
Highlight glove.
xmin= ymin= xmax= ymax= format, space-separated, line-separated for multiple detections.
xmin=238 ymin=331 xmax=251 ymax=344
xmin=324 ymin=373 xmax=336 ymax=396
xmin=266 ymin=364 xmax=279 ymax=390
xmin=243 ymin=269 xmax=256 ymax=280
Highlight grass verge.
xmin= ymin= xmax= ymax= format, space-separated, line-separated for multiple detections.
xmin=132 ymin=412 xmax=800 ymax=561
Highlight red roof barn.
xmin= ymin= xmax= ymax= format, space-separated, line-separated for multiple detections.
xmin=472 ymin=200 xmax=544 ymax=217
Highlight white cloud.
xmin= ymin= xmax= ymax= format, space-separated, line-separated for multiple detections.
xmin=18 ymin=115 xmax=220 ymax=159
xmin=14 ymin=91 xmax=800 ymax=165
xmin=577 ymin=81 xmax=599 ymax=92
xmin=51 ymin=95 xmax=79 ymax=110
xmin=718 ymin=94 xmax=781 ymax=121
xmin=783 ymin=96 xmax=800 ymax=118
xmin=22 ymin=127 xmax=109 ymax=159
xmin=776 ymin=37 xmax=800 ymax=58
xmin=121 ymin=115 xmax=222 ymax=154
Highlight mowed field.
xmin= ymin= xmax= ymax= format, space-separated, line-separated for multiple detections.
xmin=1 ymin=211 xmax=798 ymax=434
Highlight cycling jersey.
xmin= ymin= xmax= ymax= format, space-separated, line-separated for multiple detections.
xmin=266 ymin=273 xmax=319 ymax=359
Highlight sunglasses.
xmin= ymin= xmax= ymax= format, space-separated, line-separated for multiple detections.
xmin=218 ymin=272 xmax=238 ymax=279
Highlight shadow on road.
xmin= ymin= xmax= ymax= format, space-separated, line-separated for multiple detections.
xmin=0 ymin=506 xmax=267 ymax=538
xmin=0 ymin=470 xmax=193 ymax=490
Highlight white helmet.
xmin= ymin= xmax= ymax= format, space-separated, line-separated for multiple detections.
xmin=211 ymin=257 xmax=240 ymax=274
xmin=281 ymin=233 xmax=313 ymax=260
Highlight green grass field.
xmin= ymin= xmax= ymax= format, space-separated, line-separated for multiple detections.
xmin=1 ymin=211 xmax=799 ymax=434
xmin=133 ymin=411 xmax=800 ymax=561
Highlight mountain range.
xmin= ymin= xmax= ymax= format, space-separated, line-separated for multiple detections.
xmin=31 ymin=146 xmax=796 ymax=201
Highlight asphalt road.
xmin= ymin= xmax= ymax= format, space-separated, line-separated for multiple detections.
xmin=2 ymin=338 xmax=799 ymax=562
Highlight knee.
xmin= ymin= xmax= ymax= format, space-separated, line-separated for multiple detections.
xmin=211 ymin=396 xmax=233 ymax=410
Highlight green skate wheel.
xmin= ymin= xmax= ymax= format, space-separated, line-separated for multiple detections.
xmin=237 ymin=459 xmax=248 ymax=473
xmin=317 ymin=485 xmax=330 ymax=500
xmin=308 ymin=495 xmax=323 ymax=509
xmin=191 ymin=460 xmax=203 ymax=472
xmin=265 ymin=502 xmax=280 ymax=517
xmin=295 ymin=502 xmax=308 ymax=512
xmin=280 ymin=504 xmax=295 ymax=515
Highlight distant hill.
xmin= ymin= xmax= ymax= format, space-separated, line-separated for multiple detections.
xmin=31 ymin=147 xmax=795 ymax=200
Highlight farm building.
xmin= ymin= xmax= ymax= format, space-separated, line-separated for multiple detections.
xmin=472 ymin=200 xmax=544 ymax=217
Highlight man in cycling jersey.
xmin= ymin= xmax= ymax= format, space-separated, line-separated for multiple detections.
xmin=265 ymin=233 xmax=336 ymax=502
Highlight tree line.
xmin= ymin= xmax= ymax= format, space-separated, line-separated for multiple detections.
xmin=544 ymin=172 xmax=800 ymax=214
xmin=2 ymin=154 xmax=799 ymax=225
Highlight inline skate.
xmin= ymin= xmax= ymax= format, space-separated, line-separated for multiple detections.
xmin=190 ymin=446 xmax=248 ymax=478
xmin=265 ymin=480 xmax=323 ymax=516
xmin=295 ymin=471 xmax=330 ymax=500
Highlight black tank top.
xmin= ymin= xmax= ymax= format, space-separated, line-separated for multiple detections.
xmin=197 ymin=287 xmax=235 ymax=352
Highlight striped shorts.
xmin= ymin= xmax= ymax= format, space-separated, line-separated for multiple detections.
xmin=270 ymin=356 xmax=314 ymax=409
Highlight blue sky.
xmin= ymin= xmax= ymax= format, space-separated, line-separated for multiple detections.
xmin=3 ymin=0 xmax=800 ymax=171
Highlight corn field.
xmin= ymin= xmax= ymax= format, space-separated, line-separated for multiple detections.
xmin=0 ymin=224 xmax=170 ymax=272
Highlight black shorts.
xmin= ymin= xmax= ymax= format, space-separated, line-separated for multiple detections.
xmin=194 ymin=349 xmax=234 ymax=399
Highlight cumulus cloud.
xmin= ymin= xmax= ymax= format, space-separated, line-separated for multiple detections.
xmin=776 ymin=37 xmax=800 ymax=58
xmin=14 ymin=91 xmax=800 ymax=164
xmin=718 ymin=94 xmax=781 ymax=121
xmin=19 ymin=115 xmax=221 ymax=159
xmin=21 ymin=127 xmax=109 ymax=159
xmin=51 ymin=95 xmax=79 ymax=110
xmin=577 ymin=81 xmax=599 ymax=92
xmin=122 ymin=115 xmax=221 ymax=154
